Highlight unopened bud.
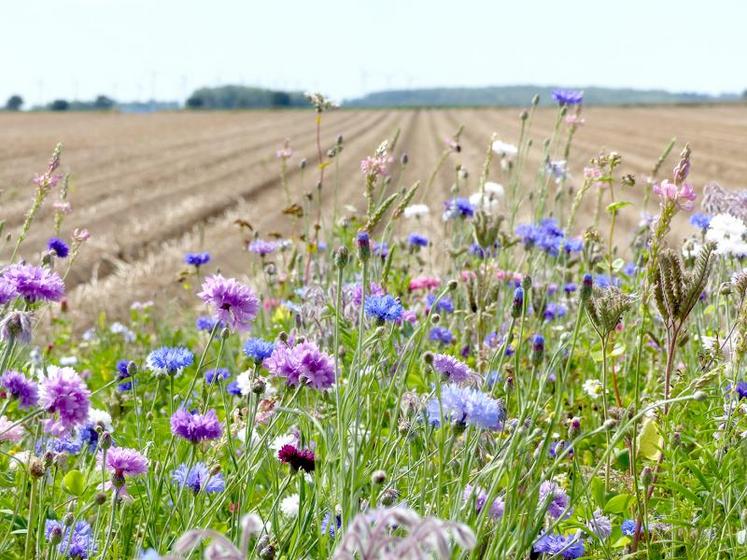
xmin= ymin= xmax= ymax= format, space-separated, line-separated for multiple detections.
xmin=371 ymin=470 xmax=387 ymax=484
xmin=100 ymin=432 xmax=112 ymax=450
xmin=334 ymin=246 xmax=350 ymax=269
xmin=63 ymin=512 xmax=75 ymax=527
xmin=251 ymin=378 xmax=266 ymax=395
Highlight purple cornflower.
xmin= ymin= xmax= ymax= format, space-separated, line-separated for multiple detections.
xmin=594 ymin=274 xmax=620 ymax=288
xmin=243 ymin=338 xmax=275 ymax=363
xmin=549 ymin=440 xmax=573 ymax=459
xmin=543 ymin=303 xmax=567 ymax=322
xmin=172 ymin=462 xmax=225 ymax=494
xmin=364 ymin=294 xmax=404 ymax=323
xmin=538 ymin=480 xmax=572 ymax=519
xmin=147 ymin=346 xmax=194 ymax=376
xmin=690 ymin=213 xmax=711 ymax=231
xmin=39 ymin=367 xmax=90 ymax=434
xmin=170 ymin=408 xmax=223 ymax=443
xmin=408 ymin=233 xmax=429 ymax=248
xmin=623 ymin=262 xmax=638 ymax=276
xmin=278 ymin=443 xmax=316 ymax=473
xmin=463 ymin=485 xmax=504 ymax=520
xmin=563 ymin=282 xmax=577 ymax=295
xmin=0 ymin=370 xmax=39 ymax=408
xmin=205 ymin=368 xmax=230 ymax=384
xmin=198 ymin=274 xmax=259 ymax=331
xmin=248 ymin=239 xmax=278 ymax=257
xmin=184 ymin=252 xmax=211 ymax=267
xmin=427 ymin=384 xmax=505 ymax=430
xmin=735 ymin=381 xmax=747 ymax=399
xmin=45 ymin=519 xmax=96 ymax=559
xmin=552 ymin=89 xmax=584 ymax=106
xmin=429 ymin=326 xmax=454 ymax=345
xmin=0 ymin=278 xmax=16 ymax=304
xmin=2 ymin=263 xmax=64 ymax=302
xmin=443 ymin=197 xmax=475 ymax=220
xmin=264 ymin=341 xmax=335 ymax=390
xmin=115 ymin=359 xmax=135 ymax=391
xmin=426 ymin=294 xmax=454 ymax=314
xmin=588 ymin=509 xmax=612 ymax=539
xmin=102 ymin=447 xmax=149 ymax=478
xmin=348 ymin=282 xmax=385 ymax=306
xmin=432 ymin=353 xmax=473 ymax=383
xmin=226 ymin=380 xmax=242 ymax=396
xmin=533 ymin=532 xmax=585 ymax=559
xmin=47 ymin=237 xmax=70 ymax=258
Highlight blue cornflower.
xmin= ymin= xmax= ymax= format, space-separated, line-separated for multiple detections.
xmin=46 ymin=435 xmax=84 ymax=455
xmin=443 ymin=197 xmax=475 ymax=220
xmin=426 ymin=293 xmax=454 ymax=314
xmin=427 ymin=384 xmax=505 ymax=430
xmin=147 ymin=346 xmax=194 ymax=375
xmin=184 ymin=252 xmax=210 ymax=267
xmin=205 ymin=368 xmax=230 ymax=384
xmin=373 ymin=242 xmax=389 ymax=258
xmin=690 ymin=213 xmax=711 ymax=231
xmin=549 ymin=440 xmax=573 ymax=458
xmin=533 ymin=532 xmax=584 ymax=559
xmin=243 ymin=338 xmax=275 ymax=363
xmin=594 ymin=274 xmax=621 ymax=288
xmin=45 ymin=519 xmax=96 ymax=559
xmin=172 ymin=462 xmax=225 ymax=494
xmin=563 ymin=237 xmax=584 ymax=253
xmin=408 ymin=233 xmax=429 ymax=247
xmin=115 ymin=359 xmax=135 ymax=391
xmin=364 ymin=294 xmax=404 ymax=323
xmin=47 ymin=237 xmax=70 ymax=258
xmin=195 ymin=315 xmax=223 ymax=332
xmin=486 ymin=370 xmax=501 ymax=388
xmin=735 ymin=381 xmax=747 ymax=399
xmin=543 ymin=303 xmax=567 ymax=321
xmin=621 ymin=519 xmax=637 ymax=536
xmin=226 ymin=380 xmax=242 ymax=396
xmin=321 ymin=512 xmax=342 ymax=537
xmin=623 ymin=262 xmax=638 ymax=276
xmin=516 ymin=223 xmax=541 ymax=247
xmin=564 ymin=282 xmax=577 ymax=294
xmin=429 ymin=326 xmax=454 ymax=345
xmin=552 ymin=89 xmax=584 ymax=106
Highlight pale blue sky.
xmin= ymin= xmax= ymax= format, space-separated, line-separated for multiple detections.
xmin=1 ymin=0 xmax=744 ymax=105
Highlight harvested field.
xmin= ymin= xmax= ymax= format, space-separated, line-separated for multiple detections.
xmin=2 ymin=105 xmax=746 ymax=324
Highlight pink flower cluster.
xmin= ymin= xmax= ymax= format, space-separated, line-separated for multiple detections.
xmin=653 ymin=180 xmax=697 ymax=212
xmin=408 ymin=276 xmax=441 ymax=292
xmin=360 ymin=154 xmax=392 ymax=178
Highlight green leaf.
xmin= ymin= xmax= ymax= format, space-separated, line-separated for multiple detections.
xmin=612 ymin=536 xmax=631 ymax=548
xmin=607 ymin=201 xmax=632 ymax=215
xmin=637 ymin=417 xmax=663 ymax=461
xmin=591 ymin=477 xmax=606 ymax=509
xmin=62 ymin=470 xmax=86 ymax=496
xmin=604 ymin=493 xmax=632 ymax=514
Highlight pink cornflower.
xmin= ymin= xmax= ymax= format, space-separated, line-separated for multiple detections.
xmin=264 ymin=340 xmax=335 ymax=390
xmin=409 ymin=276 xmax=441 ymax=292
xmin=276 ymin=139 xmax=293 ymax=160
xmin=198 ymin=274 xmax=259 ymax=331
xmin=53 ymin=201 xmax=72 ymax=214
xmin=101 ymin=447 xmax=149 ymax=478
xmin=653 ymin=180 xmax=697 ymax=212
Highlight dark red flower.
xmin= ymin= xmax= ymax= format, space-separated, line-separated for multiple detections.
xmin=278 ymin=444 xmax=315 ymax=473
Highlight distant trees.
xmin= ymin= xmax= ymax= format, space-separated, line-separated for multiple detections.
xmin=185 ymin=86 xmax=307 ymax=110
xmin=93 ymin=95 xmax=115 ymax=110
xmin=5 ymin=95 xmax=23 ymax=111
xmin=49 ymin=99 xmax=70 ymax=111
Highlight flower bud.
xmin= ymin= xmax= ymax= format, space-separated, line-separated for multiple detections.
xmin=581 ymin=273 xmax=593 ymax=301
xmin=49 ymin=525 xmax=63 ymax=545
xmin=95 ymin=492 xmax=107 ymax=506
xmin=400 ymin=153 xmax=409 ymax=166
xmin=251 ymin=378 xmax=266 ymax=395
xmin=100 ymin=432 xmax=112 ymax=450
xmin=371 ymin=470 xmax=387 ymax=484
xmin=63 ymin=512 xmax=75 ymax=527
xmin=29 ymin=458 xmax=45 ymax=478
xmin=641 ymin=466 xmax=653 ymax=487
xmin=531 ymin=334 xmax=545 ymax=367
xmin=423 ymin=352 xmax=434 ymax=365
xmin=334 ymin=246 xmax=350 ymax=269
xmin=521 ymin=275 xmax=532 ymax=291
xmin=380 ymin=488 xmax=399 ymax=506
xmin=356 ymin=231 xmax=370 ymax=261
xmin=693 ymin=390 xmax=707 ymax=402
xmin=220 ymin=327 xmax=231 ymax=340
xmin=511 ymin=287 xmax=524 ymax=318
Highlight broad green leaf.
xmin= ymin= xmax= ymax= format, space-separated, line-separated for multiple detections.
xmin=591 ymin=477 xmax=606 ymax=509
xmin=637 ymin=417 xmax=663 ymax=461
xmin=613 ymin=536 xmax=631 ymax=548
xmin=604 ymin=493 xmax=632 ymax=514
xmin=63 ymin=470 xmax=86 ymax=496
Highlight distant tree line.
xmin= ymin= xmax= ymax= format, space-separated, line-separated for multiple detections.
xmin=3 ymin=95 xmax=116 ymax=111
xmin=186 ymin=85 xmax=308 ymax=109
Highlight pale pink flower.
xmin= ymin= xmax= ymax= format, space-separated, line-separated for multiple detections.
xmin=584 ymin=166 xmax=606 ymax=189
xmin=72 ymin=228 xmax=90 ymax=242
xmin=360 ymin=155 xmax=391 ymax=178
xmin=653 ymin=180 xmax=697 ymax=212
xmin=408 ymin=276 xmax=441 ymax=291
xmin=53 ymin=201 xmax=72 ymax=214
xmin=0 ymin=416 xmax=25 ymax=443
xmin=565 ymin=114 xmax=585 ymax=126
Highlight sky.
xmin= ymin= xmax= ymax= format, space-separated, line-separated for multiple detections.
xmin=1 ymin=0 xmax=745 ymax=106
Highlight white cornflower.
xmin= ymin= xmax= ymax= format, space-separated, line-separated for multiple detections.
xmin=280 ymin=494 xmax=300 ymax=517
xmin=403 ymin=204 xmax=430 ymax=219
xmin=705 ymin=213 xmax=747 ymax=256
xmin=583 ymin=379 xmax=604 ymax=400
xmin=270 ymin=432 xmax=300 ymax=453
xmin=87 ymin=408 xmax=114 ymax=432
xmin=491 ymin=140 xmax=518 ymax=158
xmin=468 ymin=192 xmax=499 ymax=214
